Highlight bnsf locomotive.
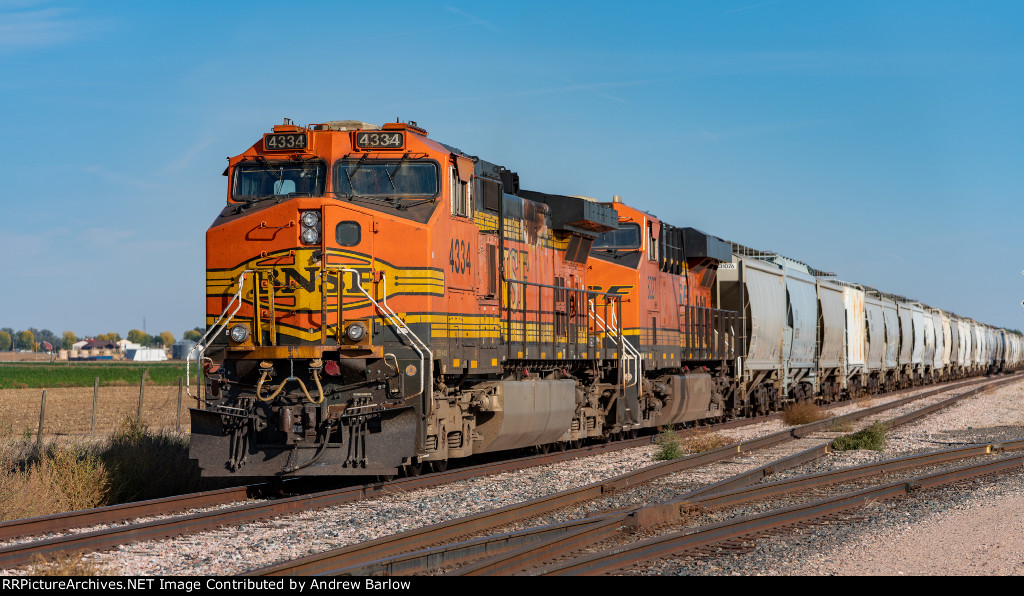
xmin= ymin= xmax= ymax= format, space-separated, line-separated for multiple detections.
xmin=189 ymin=119 xmax=1022 ymax=478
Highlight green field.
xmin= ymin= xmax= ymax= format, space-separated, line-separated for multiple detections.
xmin=0 ymin=362 xmax=189 ymax=389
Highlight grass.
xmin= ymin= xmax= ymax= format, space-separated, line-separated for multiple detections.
xmin=831 ymin=421 xmax=889 ymax=451
xmin=0 ymin=441 xmax=109 ymax=520
xmin=654 ymin=427 xmax=685 ymax=461
xmin=654 ymin=426 xmax=733 ymax=461
xmin=781 ymin=401 xmax=827 ymax=426
xmin=0 ymin=416 xmax=200 ymax=522
xmin=0 ymin=362 xmax=186 ymax=389
xmin=101 ymin=417 xmax=199 ymax=503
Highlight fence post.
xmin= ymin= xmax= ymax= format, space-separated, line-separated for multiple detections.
xmin=177 ymin=377 xmax=183 ymax=432
xmin=37 ymin=390 xmax=46 ymax=449
xmin=138 ymin=370 xmax=145 ymax=423
xmin=91 ymin=377 xmax=99 ymax=436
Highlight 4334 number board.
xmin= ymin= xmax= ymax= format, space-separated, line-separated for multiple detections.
xmin=264 ymin=133 xmax=307 ymax=151
xmin=355 ymin=131 xmax=404 ymax=149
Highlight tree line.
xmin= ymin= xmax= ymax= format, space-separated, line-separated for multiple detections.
xmin=0 ymin=327 xmax=204 ymax=352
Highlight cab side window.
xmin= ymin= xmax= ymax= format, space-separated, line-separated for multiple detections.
xmin=451 ymin=167 xmax=471 ymax=218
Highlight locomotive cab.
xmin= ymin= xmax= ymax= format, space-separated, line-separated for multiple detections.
xmin=191 ymin=121 xmax=444 ymax=477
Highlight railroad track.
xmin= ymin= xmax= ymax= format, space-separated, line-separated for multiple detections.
xmin=0 ymin=436 xmax=652 ymax=569
xmin=245 ymin=374 xmax=1020 ymax=576
xmin=531 ymin=446 xmax=1024 ymax=575
xmin=0 ymin=374 xmax=1008 ymax=572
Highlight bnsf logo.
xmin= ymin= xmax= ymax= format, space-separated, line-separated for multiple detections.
xmin=588 ymin=284 xmax=633 ymax=297
xmin=269 ymin=267 xmax=360 ymax=294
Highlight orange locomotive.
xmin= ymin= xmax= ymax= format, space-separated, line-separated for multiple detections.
xmin=190 ymin=119 xmax=736 ymax=478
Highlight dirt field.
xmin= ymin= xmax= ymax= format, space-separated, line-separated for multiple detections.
xmin=0 ymin=352 xmax=53 ymax=363
xmin=0 ymin=385 xmax=194 ymax=438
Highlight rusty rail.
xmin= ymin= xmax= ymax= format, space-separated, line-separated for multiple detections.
xmin=0 ymin=433 xmax=654 ymax=569
xmin=461 ymin=443 xmax=1024 ymax=575
xmin=247 ymin=375 xmax=1017 ymax=576
xmin=537 ymin=454 xmax=1024 ymax=575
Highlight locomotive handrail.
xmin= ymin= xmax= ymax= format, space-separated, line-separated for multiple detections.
xmin=340 ymin=269 xmax=432 ymax=407
xmin=680 ymin=305 xmax=738 ymax=362
xmin=503 ymin=278 xmax=622 ymax=363
xmin=608 ymin=303 xmax=641 ymax=389
xmin=586 ymin=298 xmax=640 ymax=390
xmin=186 ymin=269 xmax=255 ymax=401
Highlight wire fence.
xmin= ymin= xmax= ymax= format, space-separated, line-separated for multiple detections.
xmin=0 ymin=374 xmax=192 ymax=441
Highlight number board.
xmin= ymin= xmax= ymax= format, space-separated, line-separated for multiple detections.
xmin=355 ymin=131 xmax=404 ymax=150
xmin=264 ymin=133 xmax=308 ymax=151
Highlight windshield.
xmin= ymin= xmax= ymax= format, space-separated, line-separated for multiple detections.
xmin=232 ymin=161 xmax=325 ymax=200
xmin=592 ymin=223 xmax=640 ymax=249
xmin=333 ymin=159 xmax=438 ymax=198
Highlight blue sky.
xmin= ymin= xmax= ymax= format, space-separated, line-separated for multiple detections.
xmin=1 ymin=0 xmax=1022 ymax=338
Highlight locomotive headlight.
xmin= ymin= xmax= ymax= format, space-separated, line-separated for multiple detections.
xmin=300 ymin=211 xmax=320 ymax=228
xmin=300 ymin=210 xmax=321 ymax=244
xmin=345 ymin=323 xmax=366 ymax=342
xmin=301 ymin=227 xmax=320 ymax=244
xmin=229 ymin=324 xmax=250 ymax=343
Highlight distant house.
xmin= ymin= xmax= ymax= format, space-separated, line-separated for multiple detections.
xmin=81 ymin=340 xmax=118 ymax=351
xmin=71 ymin=340 xmax=89 ymax=350
xmin=117 ymin=339 xmax=143 ymax=352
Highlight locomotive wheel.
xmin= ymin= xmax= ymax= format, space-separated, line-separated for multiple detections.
xmin=430 ymin=460 xmax=449 ymax=473
xmin=534 ymin=444 xmax=551 ymax=455
xmin=403 ymin=461 xmax=424 ymax=477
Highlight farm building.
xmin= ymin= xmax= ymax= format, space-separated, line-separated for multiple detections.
xmin=124 ymin=348 xmax=168 ymax=362
xmin=81 ymin=340 xmax=118 ymax=351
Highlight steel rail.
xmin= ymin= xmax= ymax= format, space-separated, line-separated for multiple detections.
xmin=633 ymin=438 xmax=1024 ymax=528
xmin=458 ymin=376 xmax=1021 ymax=575
xmin=0 ymin=483 xmax=263 ymax=543
xmin=0 ymin=432 xmax=664 ymax=569
xmin=682 ymin=374 xmax=1022 ymax=501
xmin=535 ymin=454 xmax=1024 ymax=575
xmin=455 ymin=441 xmax=1024 ymax=575
xmin=315 ymin=378 xmax=1023 ymax=577
xmin=0 ymin=436 xmax=646 ymax=545
xmin=305 ymin=441 xmax=1024 ymax=577
xmin=246 ymin=375 xmax=1016 ymax=576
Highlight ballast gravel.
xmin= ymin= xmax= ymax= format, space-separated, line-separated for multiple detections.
xmin=2 ymin=376 xmax=1021 ymax=576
